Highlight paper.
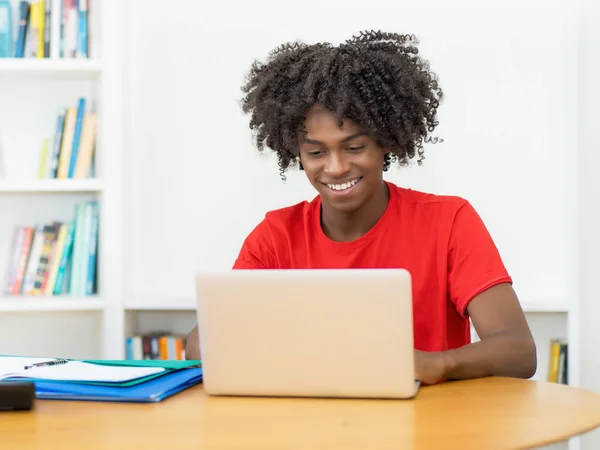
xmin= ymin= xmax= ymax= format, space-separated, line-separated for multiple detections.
xmin=0 ymin=357 xmax=166 ymax=383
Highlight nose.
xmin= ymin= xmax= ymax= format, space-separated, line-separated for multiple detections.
xmin=324 ymin=152 xmax=350 ymax=178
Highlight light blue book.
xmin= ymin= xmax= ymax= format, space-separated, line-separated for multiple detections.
xmin=53 ymin=221 xmax=76 ymax=296
xmin=85 ymin=201 xmax=99 ymax=295
xmin=14 ymin=1 xmax=28 ymax=58
xmin=68 ymin=98 xmax=87 ymax=178
xmin=69 ymin=202 xmax=88 ymax=296
xmin=77 ymin=0 xmax=88 ymax=58
xmin=0 ymin=0 xmax=12 ymax=58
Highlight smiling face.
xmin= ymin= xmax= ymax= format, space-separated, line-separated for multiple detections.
xmin=298 ymin=105 xmax=388 ymax=214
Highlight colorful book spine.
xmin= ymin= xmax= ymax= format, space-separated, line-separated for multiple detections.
xmin=0 ymin=202 xmax=101 ymax=297
xmin=77 ymin=0 xmax=87 ymax=58
xmin=67 ymin=97 xmax=86 ymax=178
xmin=52 ymin=220 xmax=75 ymax=295
xmin=125 ymin=334 xmax=187 ymax=361
xmin=8 ymin=0 xmax=90 ymax=60
xmin=48 ymin=108 xmax=66 ymax=179
xmin=86 ymin=202 xmax=99 ymax=295
xmin=38 ymin=99 xmax=97 ymax=180
xmin=14 ymin=1 xmax=30 ymax=58
xmin=0 ymin=0 xmax=12 ymax=58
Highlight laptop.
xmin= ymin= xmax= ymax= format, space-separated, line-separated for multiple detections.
xmin=194 ymin=268 xmax=420 ymax=399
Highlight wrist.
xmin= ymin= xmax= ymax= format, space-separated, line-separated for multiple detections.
xmin=440 ymin=350 xmax=457 ymax=379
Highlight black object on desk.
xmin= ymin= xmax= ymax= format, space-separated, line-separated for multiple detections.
xmin=0 ymin=381 xmax=35 ymax=411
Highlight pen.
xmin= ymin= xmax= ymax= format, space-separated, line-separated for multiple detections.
xmin=24 ymin=358 xmax=68 ymax=370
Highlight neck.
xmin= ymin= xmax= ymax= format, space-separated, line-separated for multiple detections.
xmin=321 ymin=181 xmax=389 ymax=242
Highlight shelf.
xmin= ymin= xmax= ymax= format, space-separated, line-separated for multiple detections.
xmin=0 ymin=59 xmax=102 ymax=78
xmin=0 ymin=179 xmax=103 ymax=193
xmin=125 ymin=297 xmax=196 ymax=311
xmin=124 ymin=297 xmax=571 ymax=313
xmin=0 ymin=296 xmax=106 ymax=312
xmin=520 ymin=302 xmax=570 ymax=313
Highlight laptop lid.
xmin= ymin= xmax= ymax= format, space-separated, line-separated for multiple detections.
xmin=195 ymin=269 xmax=417 ymax=399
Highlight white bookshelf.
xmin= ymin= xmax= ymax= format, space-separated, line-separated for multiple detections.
xmin=125 ymin=297 xmax=197 ymax=311
xmin=0 ymin=59 xmax=103 ymax=76
xmin=0 ymin=1 xmax=123 ymax=361
xmin=124 ymin=297 xmax=571 ymax=313
xmin=0 ymin=296 xmax=105 ymax=312
xmin=0 ymin=179 xmax=103 ymax=192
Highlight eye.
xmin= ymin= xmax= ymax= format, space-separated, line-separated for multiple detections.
xmin=347 ymin=145 xmax=365 ymax=151
xmin=307 ymin=149 xmax=324 ymax=156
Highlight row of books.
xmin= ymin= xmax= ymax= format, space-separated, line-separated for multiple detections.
xmin=547 ymin=338 xmax=568 ymax=384
xmin=2 ymin=200 xmax=98 ymax=296
xmin=38 ymin=97 xmax=96 ymax=179
xmin=0 ymin=0 xmax=89 ymax=59
xmin=125 ymin=333 xmax=187 ymax=361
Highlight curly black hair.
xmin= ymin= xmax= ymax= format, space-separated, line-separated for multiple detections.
xmin=240 ymin=30 xmax=444 ymax=180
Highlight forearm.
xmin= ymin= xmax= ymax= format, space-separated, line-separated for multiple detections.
xmin=442 ymin=331 xmax=537 ymax=380
xmin=185 ymin=325 xmax=201 ymax=360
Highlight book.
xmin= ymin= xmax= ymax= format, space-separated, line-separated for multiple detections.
xmin=0 ymin=356 xmax=165 ymax=383
xmin=0 ymin=0 xmax=12 ymax=58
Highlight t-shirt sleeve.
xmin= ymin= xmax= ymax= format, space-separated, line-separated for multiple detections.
xmin=447 ymin=201 xmax=512 ymax=318
xmin=232 ymin=218 xmax=278 ymax=269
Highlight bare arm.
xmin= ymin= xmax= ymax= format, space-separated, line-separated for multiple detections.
xmin=415 ymin=283 xmax=536 ymax=384
xmin=443 ymin=282 xmax=537 ymax=380
xmin=185 ymin=324 xmax=201 ymax=360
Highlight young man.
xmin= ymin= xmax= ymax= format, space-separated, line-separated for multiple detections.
xmin=186 ymin=31 xmax=537 ymax=384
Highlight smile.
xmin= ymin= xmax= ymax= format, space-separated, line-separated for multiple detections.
xmin=325 ymin=177 xmax=362 ymax=192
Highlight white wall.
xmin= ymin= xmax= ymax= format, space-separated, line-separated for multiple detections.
xmin=577 ymin=0 xmax=600 ymax=447
xmin=125 ymin=0 xmax=574 ymax=308
xmin=122 ymin=0 xmax=599 ymax=447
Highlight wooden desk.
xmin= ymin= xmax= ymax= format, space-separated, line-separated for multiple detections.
xmin=3 ymin=377 xmax=600 ymax=449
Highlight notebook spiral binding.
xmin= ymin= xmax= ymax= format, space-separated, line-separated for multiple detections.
xmin=47 ymin=358 xmax=68 ymax=366
xmin=22 ymin=358 xmax=70 ymax=370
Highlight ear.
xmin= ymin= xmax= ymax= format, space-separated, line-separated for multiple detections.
xmin=383 ymin=151 xmax=394 ymax=172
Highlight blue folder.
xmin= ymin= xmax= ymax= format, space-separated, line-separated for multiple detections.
xmin=33 ymin=368 xmax=203 ymax=403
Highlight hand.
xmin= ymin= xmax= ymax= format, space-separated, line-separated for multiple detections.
xmin=414 ymin=349 xmax=447 ymax=385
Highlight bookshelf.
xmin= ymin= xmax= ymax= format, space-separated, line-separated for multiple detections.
xmin=0 ymin=179 xmax=103 ymax=192
xmin=124 ymin=297 xmax=572 ymax=314
xmin=0 ymin=0 xmax=123 ymax=361
xmin=0 ymin=296 xmax=105 ymax=311
xmin=0 ymin=59 xmax=102 ymax=76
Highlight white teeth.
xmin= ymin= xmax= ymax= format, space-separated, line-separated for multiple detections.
xmin=327 ymin=178 xmax=360 ymax=191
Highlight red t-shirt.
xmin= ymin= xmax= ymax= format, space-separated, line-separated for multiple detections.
xmin=233 ymin=181 xmax=512 ymax=351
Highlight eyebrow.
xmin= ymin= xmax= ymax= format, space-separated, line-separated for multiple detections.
xmin=302 ymin=132 xmax=368 ymax=145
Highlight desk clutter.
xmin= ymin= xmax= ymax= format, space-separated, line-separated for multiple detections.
xmin=0 ymin=355 xmax=202 ymax=403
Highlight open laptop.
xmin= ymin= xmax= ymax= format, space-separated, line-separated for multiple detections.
xmin=194 ymin=269 xmax=420 ymax=399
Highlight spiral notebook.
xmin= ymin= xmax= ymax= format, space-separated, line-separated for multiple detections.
xmin=0 ymin=356 xmax=166 ymax=383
